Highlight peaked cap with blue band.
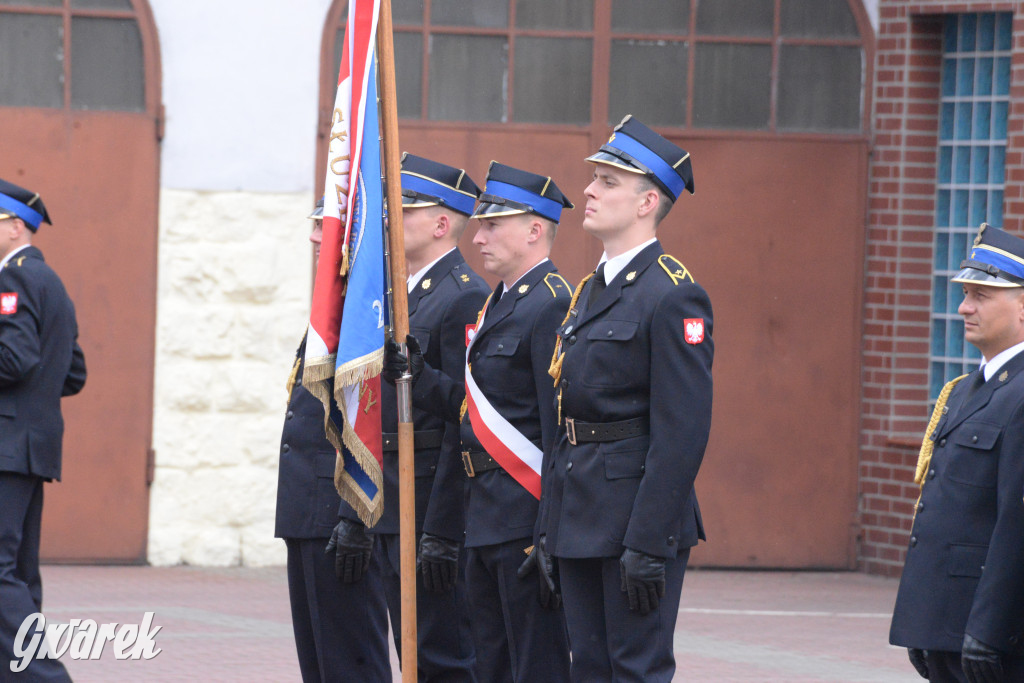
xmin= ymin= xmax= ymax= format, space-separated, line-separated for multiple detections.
xmin=0 ymin=178 xmax=51 ymax=231
xmin=400 ymin=153 xmax=481 ymax=217
xmin=472 ymin=161 xmax=573 ymax=224
xmin=586 ymin=114 xmax=694 ymax=202
xmin=953 ymin=223 xmax=1024 ymax=287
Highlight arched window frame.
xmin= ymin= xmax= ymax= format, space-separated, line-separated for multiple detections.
xmin=318 ymin=0 xmax=874 ymax=142
xmin=0 ymin=0 xmax=162 ymax=117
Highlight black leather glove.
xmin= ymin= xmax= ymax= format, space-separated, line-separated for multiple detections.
xmin=619 ymin=548 xmax=666 ymax=615
xmin=962 ymin=633 xmax=1004 ymax=683
xmin=907 ymin=648 xmax=929 ymax=679
xmin=382 ymin=335 xmax=424 ymax=386
xmin=417 ymin=533 xmax=459 ymax=594
xmin=324 ymin=518 xmax=374 ymax=583
xmin=516 ymin=536 xmax=561 ymax=609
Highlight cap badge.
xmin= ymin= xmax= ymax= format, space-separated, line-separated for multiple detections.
xmin=421 ymin=279 xmax=431 ymax=290
xmin=518 ymin=284 xmax=529 ymax=294
xmin=625 ymin=271 xmax=636 ymax=282
xmin=684 ymin=318 xmax=705 ymax=345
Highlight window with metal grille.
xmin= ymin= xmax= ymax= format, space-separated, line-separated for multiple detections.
xmin=930 ymin=12 xmax=1011 ymax=399
xmin=0 ymin=0 xmax=143 ymax=111
xmin=331 ymin=0 xmax=866 ymax=134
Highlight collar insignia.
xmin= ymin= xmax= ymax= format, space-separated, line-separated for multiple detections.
xmin=1000 ymin=370 xmax=1009 ymax=382
xmin=625 ymin=271 xmax=636 ymax=281
xmin=421 ymin=278 xmax=431 ymax=290
xmin=460 ymin=274 xmax=470 ymax=282
xmin=518 ymin=284 xmax=529 ymax=294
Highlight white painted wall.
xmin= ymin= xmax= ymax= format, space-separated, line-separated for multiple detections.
xmin=147 ymin=1 xmax=332 ymax=566
xmin=151 ymin=0 xmax=332 ymax=192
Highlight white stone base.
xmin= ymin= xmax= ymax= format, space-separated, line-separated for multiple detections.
xmin=149 ymin=189 xmax=313 ymax=566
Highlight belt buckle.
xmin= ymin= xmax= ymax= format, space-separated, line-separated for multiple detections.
xmin=461 ymin=450 xmax=476 ymax=477
xmin=565 ymin=418 xmax=577 ymax=446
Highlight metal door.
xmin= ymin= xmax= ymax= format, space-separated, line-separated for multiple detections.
xmin=0 ymin=0 xmax=162 ymax=563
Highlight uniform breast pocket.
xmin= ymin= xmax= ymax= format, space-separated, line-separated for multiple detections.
xmin=482 ymin=336 xmax=529 ymax=392
xmin=582 ymin=320 xmax=640 ymax=388
xmin=946 ymin=421 xmax=1001 ymax=488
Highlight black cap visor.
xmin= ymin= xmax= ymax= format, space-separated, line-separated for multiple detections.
xmin=471 ymin=195 xmax=532 ymax=219
xmin=952 ymin=259 xmax=1024 ymax=287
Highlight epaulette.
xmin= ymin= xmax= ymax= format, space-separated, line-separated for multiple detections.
xmin=1 ymin=255 xmax=28 ymax=271
xmin=658 ymin=254 xmax=694 ymax=285
xmin=543 ymin=272 xmax=571 ymax=297
xmin=450 ymin=264 xmax=474 ymax=289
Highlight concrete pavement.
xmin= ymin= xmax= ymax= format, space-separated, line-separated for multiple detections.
xmin=27 ymin=565 xmax=913 ymax=682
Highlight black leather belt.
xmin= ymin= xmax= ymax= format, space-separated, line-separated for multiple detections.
xmin=564 ymin=416 xmax=649 ymax=446
xmin=461 ymin=450 xmax=501 ymax=477
xmin=381 ymin=430 xmax=444 ymax=452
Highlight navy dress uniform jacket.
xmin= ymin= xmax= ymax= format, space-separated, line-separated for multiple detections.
xmin=274 ymin=335 xmax=345 ymax=539
xmin=343 ymin=248 xmax=489 ymax=538
xmin=890 ymin=352 xmax=1024 ymax=656
xmin=0 ymin=246 xmax=86 ymax=480
xmin=415 ymin=260 xmax=571 ymax=548
xmin=540 ymin=241 xmax=713 ymax=560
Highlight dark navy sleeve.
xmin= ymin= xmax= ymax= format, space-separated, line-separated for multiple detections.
xmin=624 ymin=282 xmax=714 ymax=557
xmin=422 ymin=285 xmax=488 ymax=540
xmin=965 ymin=398 xmax=1024 ymax=651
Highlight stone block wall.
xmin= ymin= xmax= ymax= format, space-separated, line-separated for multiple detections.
xmin=148 ymin=189 xmax=313 ymax=566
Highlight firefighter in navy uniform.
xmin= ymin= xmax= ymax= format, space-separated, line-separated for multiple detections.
xmin=387 ymin=162 xmax=574 ymax=683
xmin=537 ymin=116 xmax=713 ymax=682
xmin=0 ymin=178 xmax=86 ymax=683
xmin=890 ymin=224 xmax=1024 ymax=683
xmin=274 ymin=198 xmax=391 ymax=683
xmin=341 ymin=154 xmax=489 ymax=681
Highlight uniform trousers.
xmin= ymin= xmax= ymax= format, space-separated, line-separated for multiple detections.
xmin=0 ymin=473 xmax=72 ymax=683
xmin=557 ymin=549 xmax=689 ymax=683
xmin=464 ymin=539 xmax=570 ymax=683
xmin=375 ymin=533 xmax=476 ymax=682
xmin=285 ymin=537 xmax=391 ymax=683
xmin=923 ymin=650 xmax=1024 ymax=683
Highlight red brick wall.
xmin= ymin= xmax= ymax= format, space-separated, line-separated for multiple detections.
xmin=861 ymin=1 xmax=1024 ymax=576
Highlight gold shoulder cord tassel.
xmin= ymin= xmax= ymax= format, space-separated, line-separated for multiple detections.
xmin=286 ymin=357 xmax=301 ymax=398
xmin=548 ymin=274 xmax=593 ymax=424
xmin=912 ymin=374 xmax=967 ymax=519
xmin=461 ymin=295 xmax=493 ymax=423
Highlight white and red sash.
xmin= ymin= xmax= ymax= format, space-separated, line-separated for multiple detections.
xmin=464 ymin=298 xmax=543 ymax=499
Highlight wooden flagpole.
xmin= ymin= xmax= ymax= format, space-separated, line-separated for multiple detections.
xmin=376 ymin=1 xmax=417 ymax=680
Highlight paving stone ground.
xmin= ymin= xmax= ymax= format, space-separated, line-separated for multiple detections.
xmin=28 ymin=565 xmax=912 ymax=682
